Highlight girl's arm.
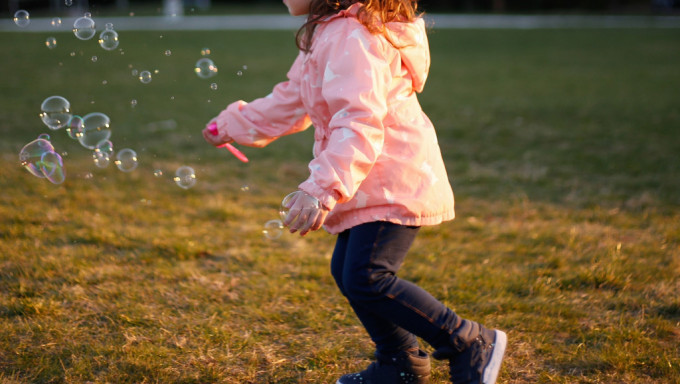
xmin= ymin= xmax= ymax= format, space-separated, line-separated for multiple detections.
xmin=209 ymin=52 xmax=312 ymax=148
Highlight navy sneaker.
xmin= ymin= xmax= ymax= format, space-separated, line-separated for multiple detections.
xmin=433 ymin=325 xmax=507 ymax=384
xmin=336 ymin=349 xmax=431 ymax=384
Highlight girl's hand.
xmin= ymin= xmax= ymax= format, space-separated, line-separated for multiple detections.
xmin=202 ymin=119 xmax=233 ymax=147
xmin=281 ymin=191 xmax=329 ymax=236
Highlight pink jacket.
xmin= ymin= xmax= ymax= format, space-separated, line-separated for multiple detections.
xmin=213 ymin=4 xmax=455 ymax=234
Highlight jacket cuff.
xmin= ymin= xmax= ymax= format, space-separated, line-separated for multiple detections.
xmin=298 ymin=181 xmax=340 ymax=212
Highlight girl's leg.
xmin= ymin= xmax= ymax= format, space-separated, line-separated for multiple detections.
xmin=333 ymin=221 xmax=506 ymax=384
xmin=334 ymin=221 xmax=462 ymax=350
xmin=331 ymin=228 xmax=419 ymax=355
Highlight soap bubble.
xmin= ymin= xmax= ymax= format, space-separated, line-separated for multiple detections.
xmin=279 ymin=191 xmax=320 ymax=222
xmin=40 ymin=151 xmax=66 ymax=184
xmin=194 ymin=58 xmax=217 ymax=79
xmin=45 ymin=37 xmax=57 ymax=49
xmin=19 ymin=135 xmax=54 ymax=178
xmin=174 ymin=166 xmax=196 ymax=189
xmin=65 ymin=115 xmax=84 ymax=139
xmin=164 ymin=50 xmax=172 ymax=56
xmin=65 ymin=0 xmax=73 ymax=6
xmin=51 ymin=17 xmax=62 ymax=27
xmin=279 ymin=192 xmax=296 ymax=221
xmin=93 ymin=140 xmax=113 ymax=168
xmin=200 ymin=47 xmax=211 ymax=56
xmin=139 ymin=70 xmax=152 ymax=84
xmin=93 ymin=150 xmax=110 ymax=168
xmin=79 ymin=112 xmax=111 ymax=149
xmin=263 ymin=219 xmax=284 ymax=240
xmin=40 ymin=96 xmax=72 ymax=130
xmin=153 ymin=169 xmax=163 ymax=177
xmin=95 ymin=139 xmax=113 ymax=155
xmin=98 ymin=23 xmax=119 ymax=51
xmin=13 ymin=10 xmax=30 ymax=28
xmin=210 ymin=83 xmax=218 ymax=90
xmin=115 ymin=148 xmax=138 ymax=172
xmin=73 ymin=14 xmax=96 ymax=40
xmin=19 ymin=135 xmax=65 ymax=184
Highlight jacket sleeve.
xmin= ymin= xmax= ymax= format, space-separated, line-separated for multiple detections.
xmin=213 ymin=52 xmax=312 ymax=148
xmin=298 ymin=24 xmax=391 ymax=211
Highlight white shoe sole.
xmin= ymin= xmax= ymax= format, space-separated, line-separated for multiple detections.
xmin=482 ymin=330 xmax=507 ymax=384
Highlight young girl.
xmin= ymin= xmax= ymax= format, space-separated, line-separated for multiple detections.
xmin=202 ymin=1 xmax=506 ymax=383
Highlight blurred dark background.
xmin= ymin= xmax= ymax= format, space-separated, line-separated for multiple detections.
xmin=5 ymin=0 xmax=680 ymax=16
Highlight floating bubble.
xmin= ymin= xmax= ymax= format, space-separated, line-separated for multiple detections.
xmin=115 ymin=148 xmax=138 ymax=172
xmin=65 ymin=115 xmax=84 ymax=139
xmin=65 ymin=0 xmax=73 ymax=6
xmin=73 ymin=14 xmax=96 ymax=40
xmin=240 ymin=184 xmax=250 ymax=192
xmin=79 ymin=112 xmax=111 ymax=149
xmin=201 ymin=47 xmax=211 ymax=56
xmin=164 ymin=50 xmax=172 ymax=56
xmin=19 ymin=135 xmax=53 ymax=178
xmin=279 ymin=192 xmax=295 ymax=221
xmin=194 ymin=58 xmax=217 ymax=79
xmin=279 ymin=191 xmax=320 ymax=222
xmin=263 ymin=219 xmax=284 ymax=240
xmin=174 ymin=166 xmax=196 ymax=189
xmin=236 ymin=70 xmax=243 ymax=76
xmin=19 ymin=135 xmax=65 ymax=184
xmin=210 ymin=83 xmax=218 ymax=90
xmin=98 ymin=23 xmax=119 ymax=51
xmin=130 ymin=99 xmax=137 ymax=108
xmin=153 ymin=169 xmax=163 ymax=177
xmin=139 ymin=70 xmax=152 ymax=84
xmin=92 ymin=152 xmax=110 ymax=168
xmin=51 ymin=17 xmax=62 ymax=27
xmin=96 ymin=139 xmax=113 ymax=155
xmin=14 ymin=10 xmax=30 ymax=28
xmin=91 ymin=55 xmax=98 ymax=62
xmin=45 ymin=37 xmax=57 ymax=49
xmin=93 ymin=140 xmax=113 ymax=168
xmin=40 ymin=96 xmax=72 ymax=130
xmin=39 ymin=151 xmax=66 ymax=184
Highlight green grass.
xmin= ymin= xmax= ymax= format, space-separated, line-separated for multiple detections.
xmin=1 ymin=26 xmax=679 ymax=383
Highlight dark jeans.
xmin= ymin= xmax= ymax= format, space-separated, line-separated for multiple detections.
xmin=331 ymin=221 xmax=462 ymax=356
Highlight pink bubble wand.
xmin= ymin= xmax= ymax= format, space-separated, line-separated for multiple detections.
xmin=208 ymin=122 xmax=249 ymax=163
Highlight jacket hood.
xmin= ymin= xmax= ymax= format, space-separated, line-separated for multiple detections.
xmin=331 ymin=3 xmax=431 ymax=93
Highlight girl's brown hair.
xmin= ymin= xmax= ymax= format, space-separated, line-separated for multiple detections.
xmin=296 ymin=0 xmax=420 ymax=52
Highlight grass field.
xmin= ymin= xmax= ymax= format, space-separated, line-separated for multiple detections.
xmin=0 ymin=23 xmax=679 ymax=383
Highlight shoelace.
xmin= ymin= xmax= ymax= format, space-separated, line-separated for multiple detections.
xmin=471 ymin=335 xmax=496 ymax=372
xmin=449 ymin=335 xmax=496 ymax=382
